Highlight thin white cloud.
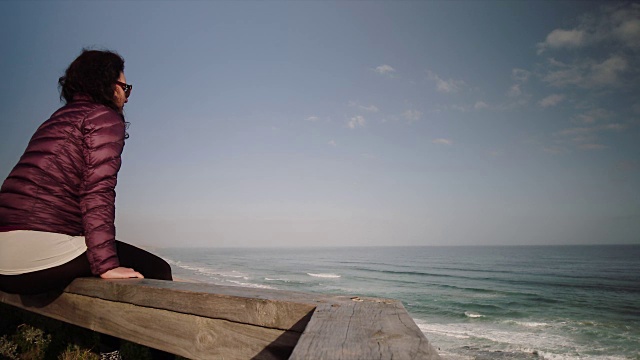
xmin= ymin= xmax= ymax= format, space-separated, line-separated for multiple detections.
xmin=542 ymin=145 xmax=569 ymax=154
xmin=601 ymin=123 xmax=625 ymax=131
xmin=381 ymin=115 xmax=400 ymax=123
xmin=306 ymin=116 xmax=320 ymax=122
xmin=437 ymin=78 xmax=464 ymax=93
xmin=375 ymin=64 xmax=395 ymax=75
xmin=548 ymin=58 xmax=567 ymax=67
xmin=589 ymin=55 xmax=628 ymax=86
xmin=349 ymin=101 xmax=379 ymax=112
xmin=347 ymin=115 xmax=366 ymax=129
xmin=613 ymin=17 xmax=640 ymax=49
xmin=554 ymin=123 xmax=625 ymax=137
xmin=537 ymin=4 xmax=639 ymax=90
xmin=512 ymin=69 xmax=531 ymax=82
xmin=542 ymin=55 xmax=629 ymax=88
xmin=474 ymin=101 xmax=489 ymax=110
xmin=507 ymin=84 xmax=523 ymax=98
xmin=537 ymin=29 xmax=587 ymax=54
xmin=504 ymin=68 xmax=532 ymax=106
xmin=552 ymin=122 xmax=625 ymax=151
xmin=504 ymin=84 xmax=532 ymax=108
xmin=544 ymin=64 xmax=585 ymax=87
xmin=402 ymin=110 xmax=422 ymax=122
xmin=451 ymin=104 xmax=468 ymax=112
xmin=555 ymin=127 xmax=592 ymax=137
xmin=427 ymin=71 xmax=466 ymax=94
xmin=570 ymin=134 xmax=598 ymax=144
xmin=433 ymin=103 xmax=478 ymax=112
xmin=579 ymin=143 xmax=607 ymax=150
xmin=536 ymin=3 xmax=640 ymax=53
xmin=572 ymin=108 xmax=613 ymax=124
xmin=608 ymin=4 xmax=640 ymax=49
xmin=432 ymin=138 xmax=452 ymax=146
xmin=613 ymin=160 xmax=639 ymax=175
xmin=541 ymin=65 xmax=583 ymax=87
xmin=538 ymin=94 xmax=565 ymax=108
xmin=328 ymin=140 xmax=337 ymax=147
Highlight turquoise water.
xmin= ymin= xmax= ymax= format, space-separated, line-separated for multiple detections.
xmin=154 ymin=245 xmax=640 ymax=360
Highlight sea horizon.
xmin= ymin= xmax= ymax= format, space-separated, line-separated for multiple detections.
xmin=148 ymin=243 xmax=640 ymax=250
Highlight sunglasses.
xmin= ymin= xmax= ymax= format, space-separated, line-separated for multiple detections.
xmin=115 ymin=81 xmax=132 ymax=98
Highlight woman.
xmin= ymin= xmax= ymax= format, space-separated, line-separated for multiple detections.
xmin=0 ymin=49 xmax=173 ymax=360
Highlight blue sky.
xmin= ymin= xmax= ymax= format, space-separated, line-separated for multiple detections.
xmin=1 ymin=1 xmax=638 ymax=247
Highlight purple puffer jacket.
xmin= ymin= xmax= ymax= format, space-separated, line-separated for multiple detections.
xmin=0 ymin=95 xmax=125 ymax=275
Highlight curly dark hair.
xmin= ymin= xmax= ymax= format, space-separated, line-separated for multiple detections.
xmin=58 ymin=49 xmax=129 ymax=137
xmin=58 ymin=49 xmax=125 ymax=114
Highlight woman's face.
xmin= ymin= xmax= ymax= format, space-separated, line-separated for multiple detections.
xmin=114 ymin=72 xmax=129 ymax=111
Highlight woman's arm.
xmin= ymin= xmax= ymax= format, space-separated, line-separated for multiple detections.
xmin=80 ymin=107 xmax=126 ymax=276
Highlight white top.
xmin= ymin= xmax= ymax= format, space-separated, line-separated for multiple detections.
xmin=0 ymin=230 xmax=87 ymax=275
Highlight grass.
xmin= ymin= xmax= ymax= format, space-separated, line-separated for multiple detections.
xmin=0 ymin=303 xmax=175 ymax=360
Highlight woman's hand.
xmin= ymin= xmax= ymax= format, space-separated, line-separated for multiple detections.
xmin=100 ymin=267 xmax=144 ymax=279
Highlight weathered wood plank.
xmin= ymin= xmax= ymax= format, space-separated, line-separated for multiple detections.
xmin=64 ymin=278 xmax=319 ymax=332
xmin=289 ymin=297 xmax=441 ymax=360
xmin=0 ymin=290 xmax=298 ymax=360
xmin=1 ymin=278 xmax=442 ymax=360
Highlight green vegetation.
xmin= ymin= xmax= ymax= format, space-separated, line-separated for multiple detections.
xmin=0 ymin=303 xmax=179 ymax=360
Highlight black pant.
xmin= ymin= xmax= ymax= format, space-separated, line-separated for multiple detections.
xmin=0 ymin=240 xmax=172 ymax=294
xmin=0 ymin=241 xmax=174 ymax=359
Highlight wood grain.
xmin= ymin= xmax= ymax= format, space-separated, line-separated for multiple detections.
xmin=65 ymin=278 xmax=318 ymax=332
xmin=1 ymin=278 xmax=442 ymax=360
xmin=0 ymin=290 xmax=298 ymax=360
xmin=290 ymin=298 xmax=441 ymax=360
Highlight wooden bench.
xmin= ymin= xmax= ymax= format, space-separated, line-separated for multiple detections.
xmin=0 ymin=278 xmax=441 ymax=359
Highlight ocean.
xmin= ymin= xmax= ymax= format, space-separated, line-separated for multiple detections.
xmin=152 ymin=245 xmax=640 ymax=360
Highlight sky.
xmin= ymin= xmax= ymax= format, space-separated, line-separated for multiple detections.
xmin=0 ymin=1 xmax=638 ymax=248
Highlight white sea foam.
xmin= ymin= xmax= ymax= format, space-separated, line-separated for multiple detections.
xmin=415 ymin=321 xmax=472 ymax=339
xmin=227 ymin=280 xmax=275 ymax=290
xmin=513 ymin=321 xmax=551 ymax=328
xmin=457 ymin=326 xmax=566 ymax=348
xmin=168 ymin=260 xmax=275 ymax=289
xmin=437 ymin=351 xmax=473 ymax=360
xmin=307 ymin=273 xmax=341 ymax=278
xmin=412 ymin=318 xmax=621 ymax=360
xmin=536 ymin=351 xmax=629 ymax=360
xmin=178 ymin=265 xmax=217 ymax=277
xmin=174 ymin=262 xmax=247 ymax=279
xmin=464 ymin=311 xmax=484 ymax=318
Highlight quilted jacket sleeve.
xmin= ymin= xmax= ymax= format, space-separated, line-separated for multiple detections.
xmin=80 ymin=107 xmax=125 ymax=275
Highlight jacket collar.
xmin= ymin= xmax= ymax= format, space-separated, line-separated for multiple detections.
xmin=71 ymin=94 xmax=93 ymax=102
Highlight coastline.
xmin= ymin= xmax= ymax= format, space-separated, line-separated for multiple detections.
xmin=155 ymin=245 xmax=640 ymax=360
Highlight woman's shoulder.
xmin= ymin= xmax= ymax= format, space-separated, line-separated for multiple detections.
xmin=52 ymin=97 xmax=122 ymax=126
xmin=48 ymin=96 xmax=110 ymax=120
xmin=69 ymin=95 xmax=117 ymax=114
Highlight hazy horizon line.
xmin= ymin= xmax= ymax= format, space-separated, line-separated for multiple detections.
xmin=141 ymin=243 xmax=640 ymax=250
